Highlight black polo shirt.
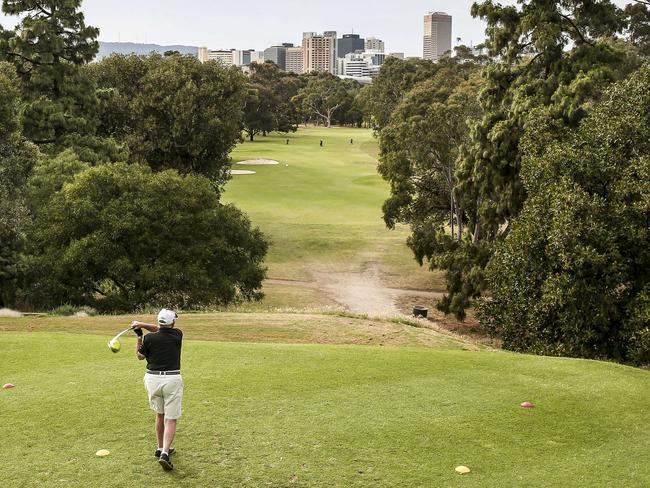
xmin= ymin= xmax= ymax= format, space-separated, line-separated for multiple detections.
xmin=139 ymin=327 xmax=183 ymax=371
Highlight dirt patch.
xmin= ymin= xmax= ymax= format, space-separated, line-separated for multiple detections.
xmin=273 ymin=262 xmax=443 ymax=317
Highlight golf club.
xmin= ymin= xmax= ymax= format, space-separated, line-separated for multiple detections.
xmin=107 ymin=326 xmax=134 ymax=353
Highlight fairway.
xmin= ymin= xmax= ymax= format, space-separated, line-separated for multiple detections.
xmin=223 ymin=128 xmax=440 ymax=313
xmin=2 ymin=328 xmax=649 ymax=487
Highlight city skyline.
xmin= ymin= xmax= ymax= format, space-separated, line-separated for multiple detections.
xmin=0 ymin=1 xmax=506 ymax=58
xmin=0 ymin=0 xmax=635 ymax=58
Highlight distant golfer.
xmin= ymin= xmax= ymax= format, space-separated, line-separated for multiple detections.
xmin=320 ymin=139 xmax=323 ymax=147
xmin=132 ymin=308 xmax=183 ymax=471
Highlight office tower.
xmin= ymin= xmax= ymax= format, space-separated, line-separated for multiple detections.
xmin=387 ymin=52 xmax=405 ymax=60
xmin=286 ymin=46 xmax=304 ymax=73
xmin=365 ymin=37 xmax=385 ymax=53
xmin=338 ymin=51 xmax=384 ymax=78
xmin=423 ymin=12 xmax=452 ymax=62
xmin=363 ymin=50 xmax=385 ymax=66
xmin=232 ymin=49 xmax=254 ymax=67
xmin=198 ymin=46 xmax=209 ymax=63
xmin=249 ymin=51 xmax=265 ymax=64
xmin=264 ymin=43 xmax=294 ymax=71
xmin=303 ymin=31 xmax=337 ymax=74
xmin=338 ymin=33 xmax=365 ymax=58
xmin=208 ymin=49 xmax=235 ymax=66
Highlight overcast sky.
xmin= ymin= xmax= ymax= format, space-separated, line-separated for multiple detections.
xmin=0 ymin=0 xmax=635 ymax=57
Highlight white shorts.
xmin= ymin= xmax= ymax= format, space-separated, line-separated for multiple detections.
xmin=143 ymin=374 xmax=184 ymax=419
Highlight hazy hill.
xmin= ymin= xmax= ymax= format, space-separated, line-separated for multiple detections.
xmin=96 ymin=41 xmax=198 ymax=60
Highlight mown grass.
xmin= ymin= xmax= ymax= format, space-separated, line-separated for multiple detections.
xmin=2 ymin=328 xmax=648 ymax=487
xmin=224 ymin=128 xmax=436 ymax=294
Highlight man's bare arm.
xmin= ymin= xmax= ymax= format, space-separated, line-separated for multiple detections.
xmin=131 ymin=321 xmax=160 ymax=333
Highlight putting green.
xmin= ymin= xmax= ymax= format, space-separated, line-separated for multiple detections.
xmin=2 ymin=331 xmax=649 ymax=487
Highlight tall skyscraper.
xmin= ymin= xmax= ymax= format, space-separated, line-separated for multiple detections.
xmin=365 ymin=37 xmax=385 ymax=53
xmin=338 ymin=34 xmax=365 ymax=58
xmin=303 ymin=31 xmax=337 ymax=74
xmin=423 ymin=12 xmax=452 ymax=62
xmin=286 ymin=46 xmax=304 ymax=73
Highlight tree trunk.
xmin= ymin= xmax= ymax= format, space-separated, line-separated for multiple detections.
xmin=450 ymin=194 xmax=455 ymax=238
xmin=249 ymin=132 xmax=254 ymax=142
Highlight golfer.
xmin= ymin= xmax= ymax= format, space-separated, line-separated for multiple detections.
xmin=132 ymin=308 xmax=183 ymax=471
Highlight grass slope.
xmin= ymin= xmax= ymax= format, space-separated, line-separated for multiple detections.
xmin=0 ymin=313 xmax=472 ymax=349
xmin=224 ymin=128 xmax=438 ymax=301
xmin=2 ymin=330 xmax=649 ymax=487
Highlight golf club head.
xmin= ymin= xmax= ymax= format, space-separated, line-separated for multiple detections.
xmin=108 ymin=338 xmax=121 ymax=353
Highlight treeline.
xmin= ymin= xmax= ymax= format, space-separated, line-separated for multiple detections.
xmin=368 ymin=0 xmax=650 ymax=365
xmin=0 ymin=0 xmax=267 ymax=312
xmin=242 ymin=62 xmax=365 ymax=140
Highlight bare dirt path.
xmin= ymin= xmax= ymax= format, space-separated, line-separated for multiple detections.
xmin=267 ymin=262 xmax=443 ymax=316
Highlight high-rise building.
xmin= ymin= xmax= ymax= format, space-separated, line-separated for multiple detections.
xmin=337 ymin=51 xmax=384 ymax=78
xmin=388 ymin=52 xmax=405 ymax=60
xmin=286 ymin=46 xmax=304 ymax=73
xmin=249 ymin=51 xmax=265 ymax=64
xmin=338 ymin=34 xmax=365 ymax=58
xmin=208 ymin=49 xmax=235 ymax=66
xmin=365 ymin=37 xmax=385 ymax=53
xmin=198 ymin=46 xmax=209 ymax=63
xmin=303 ymin=31 xmax=337 ymax=74
xmin=423 ymin=12 xmax=452 ymax=62
xmin=232 ymin=49 xmax=254 ymax=67
xmin=264 ymin=43 xmax=294 ymax=71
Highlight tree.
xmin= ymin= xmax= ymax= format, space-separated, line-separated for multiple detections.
xmin=243 ymin=83 xmax=276 ymax=141
xmin=87 ymin=54 xmax=248 ymax=187
xmin=272 ymin=74 xmax=303 ymax=133
xmin=0 ymin=0 xmax=99 ymax=146
xmin=293 ymin=73 xmax=348 ymax=127
xmin=438 ymin=0 xmax=642 ymax=318
xmin=377 ymin=64 xmax=485 ymax=319
xmin=21 ymin=163 xmax=268 ymax=312
xmin=332 ymin=78 xmax=363 ymax=127
xmin=361 ymin=57 xmax=438 ymax=131
xmin=0 ymin=61 xmax=39 ymax=306
xmin=626 ymin=1 xmax=650 ymax=56
xmin=241 ymin=62 xmax=302 ymax=139
xmin=479 ymin=67 xmax=650 ymax=365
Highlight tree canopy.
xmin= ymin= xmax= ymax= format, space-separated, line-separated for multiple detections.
xmin=0 ymin=0 xmax=99 ymax=146
xmin=293 ymin=73 xmax=352 ymax=128
xmin=0 ymin=61 xmax=39 ymax=306
xmin=480 ymin=66 xmax=650 ymax=365
xmin=21 ymin=162 xmax=268 ymax=311
xmin=88 ymin=54 xmax=248 ymax=187
xmin=441 ymin=0 xmax=641 ymax=318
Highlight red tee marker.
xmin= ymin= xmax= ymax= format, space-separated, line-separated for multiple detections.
xmin=521 ymin=401 xmax=535 ymax=409
xmin=3 ymin=383 xmax=15 ymax=389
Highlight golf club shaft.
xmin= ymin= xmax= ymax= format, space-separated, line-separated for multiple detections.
xmin=110 ymin=327 xmax=132 ymax=342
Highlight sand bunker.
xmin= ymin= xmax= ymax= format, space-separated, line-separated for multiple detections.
xmin=0 ymin=308 xmax=22 ymax=317
xmin=236 ymin=159 xmax=280 ymax=166
xmin=229 ymin=170 xmax=256 ymax=175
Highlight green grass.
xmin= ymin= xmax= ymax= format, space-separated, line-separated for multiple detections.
xmin=224 ymin=128 xmax=436 ymax=292
xmin=2 ymin=326 xmax=649 ymax=487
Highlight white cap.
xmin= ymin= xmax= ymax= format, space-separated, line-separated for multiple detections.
xmin=157 ymin=308 xmax=178 ymax=326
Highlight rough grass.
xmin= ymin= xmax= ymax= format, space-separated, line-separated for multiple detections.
xmin=2 ymin=327 xmax=649 ymax=487
xmin=0 ymin=313 xmax=472 ymax=349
